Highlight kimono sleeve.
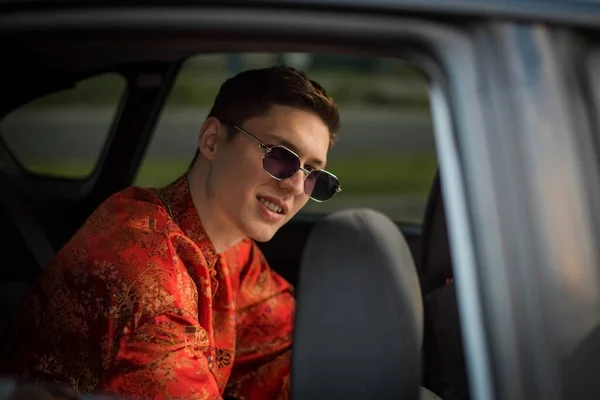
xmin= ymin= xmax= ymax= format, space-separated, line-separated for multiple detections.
xmin=91 ymin=229 xmax=223 ymax=400
xmin=224 ymin=241 xmax=295 ymax=400
xmin=100 ymin=310 xmax=223 ymax=400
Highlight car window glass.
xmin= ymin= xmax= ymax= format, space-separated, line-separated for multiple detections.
xmin=136 ymin=53 xmax=436 ymax=223
xmin=0 ymin=73 xmax=126 ymax=178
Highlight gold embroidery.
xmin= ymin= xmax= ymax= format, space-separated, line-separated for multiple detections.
xmin=185 ymin=326 xmax=198 ymax=334
xmin=3 ymin=175 xmax=294 ymax=400
xmin=216 ymin=348 xmax=234 ymax=369
xmin=128 ymin=216 xmax=159 ymax=232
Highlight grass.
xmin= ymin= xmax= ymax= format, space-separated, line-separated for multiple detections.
xmin=24 ymin=153 xmax=438 ymax=196
xmin=24 ymin=153 xmax=437 ymax=223
xmin=326 ymin=153 xmax=437 ymax=195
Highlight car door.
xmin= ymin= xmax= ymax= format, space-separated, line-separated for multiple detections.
xmin=444 ymin=21 xmax=600 ymax=400
xmin=2 ymin=3 xmax=600 ymax=400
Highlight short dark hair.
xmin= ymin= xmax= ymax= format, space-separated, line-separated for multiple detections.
xmin=190 ymin=66 xmax=340 ymax=167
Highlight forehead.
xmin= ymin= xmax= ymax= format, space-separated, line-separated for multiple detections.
xmin=244 ymin=106 xmax=331 ymax=166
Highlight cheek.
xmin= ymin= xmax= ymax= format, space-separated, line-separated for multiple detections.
xmin=218 ymin=149 xmax=268 ymax=197
xmin=240 ymin=157 xmax=271 ymax=191
xmin=290 ymin=196 xmax=310 ymax=217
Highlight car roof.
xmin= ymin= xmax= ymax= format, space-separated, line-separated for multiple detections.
xmin=0 ymin=0 xmax=598 ymax=114
xmin=2 ymin=0 xmax=600 ymax=25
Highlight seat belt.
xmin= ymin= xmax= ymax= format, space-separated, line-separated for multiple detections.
xmin=0 ymin=186 xmax=55 ymax=269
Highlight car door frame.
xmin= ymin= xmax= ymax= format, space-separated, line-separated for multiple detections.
xmin=3 ymin=5 xmax=600 ymax=399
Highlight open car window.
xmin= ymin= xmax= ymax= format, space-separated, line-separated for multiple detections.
xmin=0 ymin=73 xmax=126 ymax=178
xmin=136 ymin=53 xmax=437 ymax=224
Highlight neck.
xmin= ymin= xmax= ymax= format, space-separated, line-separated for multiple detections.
xmin=186 ymin=164 xmax=244 ymax=253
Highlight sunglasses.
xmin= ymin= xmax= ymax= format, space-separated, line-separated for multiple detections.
xmin=223 ymin=121 xmax=342 ymax=202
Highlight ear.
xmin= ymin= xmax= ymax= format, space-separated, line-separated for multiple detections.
xmin=198 ymin=117 xmax=226 ymax=161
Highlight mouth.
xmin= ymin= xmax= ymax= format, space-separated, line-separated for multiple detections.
xmin=257 ymin=196 xmax=287 ymax=215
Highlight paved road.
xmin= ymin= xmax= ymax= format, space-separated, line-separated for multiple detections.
xmin=1 ymin=107 xmax=434 ymax=161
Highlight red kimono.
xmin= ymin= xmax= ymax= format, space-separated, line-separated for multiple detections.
xmin=4 ymin=175 xmax=294 ymax=400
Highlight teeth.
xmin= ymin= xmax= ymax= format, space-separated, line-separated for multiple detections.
xmin=259 ymin=198 xmax=283 ymax=214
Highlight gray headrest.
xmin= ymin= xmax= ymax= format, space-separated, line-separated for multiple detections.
xmin=421 ymin=176 xmax=453 ymax=280
xmin=291 ymin=208 xmax=423 ymax=400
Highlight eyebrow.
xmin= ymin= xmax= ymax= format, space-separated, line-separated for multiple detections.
xmin=263 ymin=133 xmax=325 ymax=167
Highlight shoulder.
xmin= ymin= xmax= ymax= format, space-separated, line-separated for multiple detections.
xmin=51 ymin=185 xmax=180 ymax=293
xmin=73 ymin=185 xmax=178 ymax=245
xmin=28 ymin=187 xmax=193 ymax=328
xmin=90 ymin=186 xmax=167 ymax=226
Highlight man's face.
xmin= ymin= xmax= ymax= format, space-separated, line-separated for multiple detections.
xmin=208 ymin=105 xmax=331 ymax=242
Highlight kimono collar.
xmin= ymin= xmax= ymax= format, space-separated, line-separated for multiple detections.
xmin=156 ymin=174 xmax=218 ymax=267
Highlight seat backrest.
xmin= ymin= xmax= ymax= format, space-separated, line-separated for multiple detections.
xmin=420 ymin=173 xmax=470 ymax=400
xmin=291 ymin=208 xmax=423 ymax=400
xmin=0 ymin=179 xmax=55 ymax=338
xmin=0 ymin=281 xmax=30 ymax=336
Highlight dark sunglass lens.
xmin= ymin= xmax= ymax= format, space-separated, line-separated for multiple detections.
xmin=264 ymin=147 xmax=300 ymax=179
xmin=306 ymin=171 xmax=340 ymax=201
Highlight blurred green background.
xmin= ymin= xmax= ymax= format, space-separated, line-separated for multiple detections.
xmin=1 ymin=53 xmax=437 ymax=223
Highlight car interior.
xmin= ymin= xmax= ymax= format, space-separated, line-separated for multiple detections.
xmin=0 ymin=7 xmax=474 ymax=400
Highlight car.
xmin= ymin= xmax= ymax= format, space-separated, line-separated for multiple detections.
xmin=1 ymin=1 xmax=599 ymax=399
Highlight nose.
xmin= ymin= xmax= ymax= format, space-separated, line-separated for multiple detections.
xmin=278 ymin=169 xmax=306 ymax=196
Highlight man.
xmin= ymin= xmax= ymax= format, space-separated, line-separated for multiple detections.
xmin=3 ymin=66 xmax=341 ymax=400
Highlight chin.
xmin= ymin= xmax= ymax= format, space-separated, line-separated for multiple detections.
xmin=243 ymin=223 xmax=280 ymax=243
xmin=247 ymin=230 xmax=277 ymax=243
